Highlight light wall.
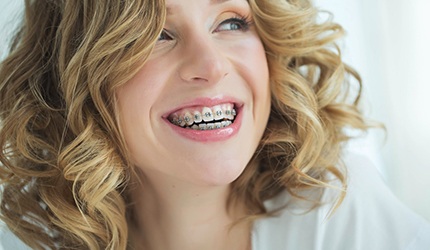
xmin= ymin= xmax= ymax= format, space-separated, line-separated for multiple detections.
xmin=0 ymin=1 xmax=23 ymax=59
xmin=314 ymin=0 xmax=430 ymax=221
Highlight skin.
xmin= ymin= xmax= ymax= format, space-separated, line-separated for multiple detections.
xmin=116 ymin=0 xmax=271 ymax=249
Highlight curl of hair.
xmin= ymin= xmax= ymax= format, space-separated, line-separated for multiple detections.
xmin=0 ymin=0 xmax=369 ymax=249
xmin=0 ymin=0 xmax=165 ymax=249
xmin=229 ymin=0 xmax=369 ymax=215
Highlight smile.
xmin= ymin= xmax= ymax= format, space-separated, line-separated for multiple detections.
xmin=168 ymin=104 xmax=237 ymax=130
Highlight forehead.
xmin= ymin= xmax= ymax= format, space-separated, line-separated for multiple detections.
xmin=166 ymin=0 xmax=246 ymax=14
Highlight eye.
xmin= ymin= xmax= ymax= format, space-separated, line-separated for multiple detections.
xmin=215 ymin=16 xmax=252 ymax=32
xmin=158 ymin=29 xmax=173 ymax=41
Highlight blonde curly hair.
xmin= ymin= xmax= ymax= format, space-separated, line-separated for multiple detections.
xmin=0 ymin=0 xmax=368 ymax=249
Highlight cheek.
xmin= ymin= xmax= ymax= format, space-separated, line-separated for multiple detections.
xmin=232 ymin=36 xmax=270 ymax=101
xmin=117 ymin=57 xmax=172 ymax=118
xmin=117 ymin=78 xmax=152 ymax=134
xmin=242 ymin=37 xmax=271 ymax=127
xmin=123 ymin=66 xmax=162 ymax=104
xmin=233 ymin=35 xmax=268 ymax=78
xmin=116 ymin=65 xmax=166 ymax=161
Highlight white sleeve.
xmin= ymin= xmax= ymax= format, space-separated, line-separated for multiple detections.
xmin=252 ymin=153 xmax=430 ymax=250
xmin=322 ymin=153 xmax=430 ymax=249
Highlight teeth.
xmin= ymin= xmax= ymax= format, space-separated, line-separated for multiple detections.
xmin=206 ymin=123 xmax=215 ymax=130
xmin=177 ymin=117 xmax=185 ymax=127
xmin=213 ymin=105 xmax=223 ymax=121
xmin=168 ymin=104 xmax=238 ymax=129
xmin=202 ymin=107 xmax=213 ymax=122
xmin=184 ymin=112 xmax=193 ymax=126
xmin=199 ymin=124 xmax=207 ymax=130
xmin=186 ymin=120 xmax=234 ymax=131
xmin=224 ymin=109 xmax=234 ymax=120
xmin=170 ymin=114 xmax=177 ymax=125
xmin=193 ymin=111 xmax=202 ymax=123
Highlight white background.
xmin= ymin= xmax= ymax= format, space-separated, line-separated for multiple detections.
xmin=312 ymin=0 xmax=430 ymax=221
xmin=0 ymin=0 xmax=429 ymax=247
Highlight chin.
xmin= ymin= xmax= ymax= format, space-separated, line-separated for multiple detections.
xmin=189 ymin=152 xmax=252 ymax=187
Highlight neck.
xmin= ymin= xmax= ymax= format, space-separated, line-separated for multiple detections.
xmin=128 ymin=170 xmax=251 ymax=250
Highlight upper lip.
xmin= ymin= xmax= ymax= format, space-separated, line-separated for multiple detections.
xmin=162 ymin=95 xmax=243 ymax=118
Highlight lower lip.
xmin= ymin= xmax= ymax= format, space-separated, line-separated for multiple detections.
xmin=164 ymin=107 xmax=243 ymax=142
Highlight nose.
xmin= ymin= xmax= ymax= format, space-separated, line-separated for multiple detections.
xmin=178 ymin=35 xmax=229 ymax=85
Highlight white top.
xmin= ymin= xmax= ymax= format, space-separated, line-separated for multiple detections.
xmin=252 ymin=153 xmax=430 ymax=250
xmin=1 ymin=154 xmax=430 ymax=250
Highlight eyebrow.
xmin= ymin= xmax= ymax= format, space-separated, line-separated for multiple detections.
xmin=210 ymin=0 xmax=232 ymax=4
xmin=166 ymin=0 xmax=233 ymax=15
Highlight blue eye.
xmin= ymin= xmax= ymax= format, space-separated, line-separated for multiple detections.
xmin=158 ymin=29 xmax=173 ymax=41
xmin=215 ymin=16 xmax=251 ymax=32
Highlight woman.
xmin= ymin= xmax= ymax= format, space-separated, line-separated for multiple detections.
xmin=1 ymin=0 xmax=429 ymax=249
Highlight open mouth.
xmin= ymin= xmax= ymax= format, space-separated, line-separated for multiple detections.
xmin=167 ymin=103 xmax=237 ymax=130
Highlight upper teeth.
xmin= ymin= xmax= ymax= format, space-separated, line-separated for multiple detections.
xmin=168 ymin=104 xmax=237 ymax=128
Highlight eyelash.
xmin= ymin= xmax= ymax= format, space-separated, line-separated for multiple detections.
xmin=157 ymin=14 xmax=252 ymax=41
xmin=158 ymin=30 xmax=173 ymax=41
xmin=215 ymin=15 xmax=252 ymax=32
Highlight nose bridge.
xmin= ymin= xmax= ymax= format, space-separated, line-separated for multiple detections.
xmin=178 ymin=31 xmax=228 ymax=84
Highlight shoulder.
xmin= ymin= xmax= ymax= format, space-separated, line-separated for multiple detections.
xmin=252 ymin=153 xmax=430 ymax=250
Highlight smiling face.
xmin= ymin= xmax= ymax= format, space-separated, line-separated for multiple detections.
xmin=116 ymin=0 xmax=270 ymax=187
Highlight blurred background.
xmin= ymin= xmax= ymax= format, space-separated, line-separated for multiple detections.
xmin=0 ymin=0 xmax=429 ymax=234
xmin=313 ymin=0 xmax=430 ymax=221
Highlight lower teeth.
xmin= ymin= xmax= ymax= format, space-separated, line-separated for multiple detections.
xmin=187 ymin=120 xmax=233 ymax=130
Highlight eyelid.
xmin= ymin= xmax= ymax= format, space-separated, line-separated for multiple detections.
xmin=214 ymin=14 xmax=253 ymax=33
xmin=158 ymin=28 xmax=174 ymax=42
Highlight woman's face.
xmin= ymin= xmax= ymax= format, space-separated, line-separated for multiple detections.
xmin=117 ymin=0 xmax=270 ymax=187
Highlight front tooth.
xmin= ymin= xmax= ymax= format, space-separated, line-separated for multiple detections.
xmin=184 ymin=112 xmax=193 ymax=126
xmin=193 ymin=111 xmax=202 ymax=123
xmin=202 ymin=107 xmax=213 ymax=122
xmin=191 ymin=125 xmax=199 ymax=130
xmin=206 ymin=123 xmax=215 ymax=130
xmin=212 ymin=105 xmax=223 ymax=121
xmin=221 ymin=121 xmax=227 ymax=127
xmin=214 ymin=122 xmax=222 ymax=129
